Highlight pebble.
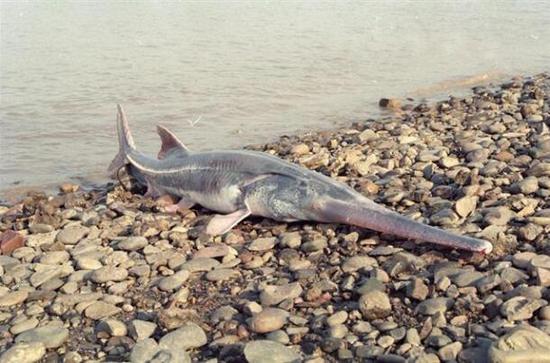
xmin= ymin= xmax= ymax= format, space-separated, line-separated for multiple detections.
xmin=15 ymin=325 xmax=69 ymax=348
xmin=416 ymin=298 xmax=453 ymax=316
xmin=244 ymin=340 xmax=301 ymax=363
xmin=500 ymin=296 xmax=547 ymax=321
xmin=248 ymin=308 xmax=289 ymax=333
xmin=158 ymin=322 xmax=207 ymax=351
xmin=0 ymin=290 xmax=28 ymax=308
xmin=129 ymin=319 xmax=157 ymax=340
xmin=0 ymin=342 xmax=46 ymax=363
xmin=341 ymin=255 xmax=378 ymax=273
xmin=117 ymin=236 xmax=148 ymax=251
xmin=158 ymin=269 xmax=190 ymax=291
xmin=96 ymin=318 xmax=127 ymax=336
xmin=249 ymin=237 xmax=277 ymax=251
xmin=0 ymin=230 xmax=25 ymax=255
xmin=89 ymin=266 xmax=128 ymax=283
xmin=260 ymin=283 xmax=303 ymax=306
xmin=489 ymin=325 xmax=550 ymax=363
xmin=359 ymin=290 xmax=391 ymax=319
xmin=205 ymin=268 xmax=240 ymax=282
xmin=85 ymin=301 xmax=121 ymax=320
xmin=56 ymin=225 xmax=88 ymax=244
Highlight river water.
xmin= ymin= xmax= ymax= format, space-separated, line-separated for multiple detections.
xmin=1 ymin=1 xmax=549 ymax=197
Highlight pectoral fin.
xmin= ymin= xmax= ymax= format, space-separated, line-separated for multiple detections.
xmin=163 ymin=197 xmax=196 ymax=213
xmin=206 ymin=208 xmax=251 ymax=235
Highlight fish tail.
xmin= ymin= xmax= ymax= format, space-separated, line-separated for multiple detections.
xmin=107 ymin=104 xmax=136 ymax=178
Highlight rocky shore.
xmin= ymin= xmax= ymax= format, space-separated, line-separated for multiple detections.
xmin=1 ymin=73 xmax=550 ymax=363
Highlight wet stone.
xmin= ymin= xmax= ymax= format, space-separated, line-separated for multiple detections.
xmin=0 ymin=342 xmax=46 ymax=363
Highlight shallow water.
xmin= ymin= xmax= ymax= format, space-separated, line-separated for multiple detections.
xmin=1 ymin=1 xmax=549 ymax=197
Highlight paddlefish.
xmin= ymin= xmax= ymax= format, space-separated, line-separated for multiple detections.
xmin=108 ymin=105 xmax=493 ymax=253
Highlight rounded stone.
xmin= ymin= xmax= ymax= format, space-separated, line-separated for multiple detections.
xmin=0 ymin=342 xmax=46 ymax=363
xmin=248 ymin=308 xmax=289 ymax=333
xmin=244 ymin=340 xmax=301 ymax=363
xmin=359 ymin=290 xmax=391 ymax=319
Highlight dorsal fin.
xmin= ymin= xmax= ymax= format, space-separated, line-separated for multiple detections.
xmin=156 ymin=125 xmax=190 ymax=160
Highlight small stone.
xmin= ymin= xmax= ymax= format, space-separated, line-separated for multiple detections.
xmin=342 ymin=255 xmax=378 ymax=273
xmin=96 ymin=319 xmax=127 ymax=337
xmin=326 ymin=311 xmax=348 ymax=327
xmin=455 ymin=196 xmax=477 ymax=217
xmin=536 ymin=268 xmax=550 ymax=287
xmin=279 ymin=232 xmax=301 ymax=248
xmin=301 ymin=238 xmax=327 ymax=252
xmin=406 ymin=328 xmax=421 ymax=346
xmin=129 ymin=319 xmax=157 ymax=340
xmin=451 ymin=271 xmax=484 ymax=287
xmin=85 ymin=301 xmax=121 ymax=320
xmin=379 ymin=98 xmax=401 ymax=109
xmin=205 ymin=268 xmax=240 ymax=282
xmin=291 ymin=143 xmax=309 ymax=156
xmin=500 ymin=296 xmax=547 ymax=320
xmin=359 ymin=290 xmax=391 ymax=319
xmin=489 ymin=325 xmax=550 ymax=363
xmin=40 ymin=251 xmax=70 ymax=265
xmin=158 ymin=269 xmax=190 ymax=291
xmin=10 ymin=317 xmax=39 ymax=335
xmin=15 ymin=326 xmax=69 ymax=349
xmin=179 ymin=257 xmax=220 ymax=272
xmin=56 ymin=225 xmax=88 ymax=244
xmin=244 ymin=340 xmax=301 ymax=363
xmin=0 ymin=342 xmax=46 ymax=363
xmin=158 ymin=322 xmax=207 ymax=351
xmin=76 ymin=257 xmax=102 ymax=270
xmin=90 ymin=266 xmax=128 ymax=283
xmin=438 ymin=341 xmax=462 ymax=361
xmin=117 ymin=236 xmax=148 ymax=251
xmin=260 ymin=283 xmax=303 ymax=306
xmin=194 ymin=244 xmax=231 ymax=258
xmin=416 ymin=298 xmax=453 ymax=316
xmin=0 ymin=290 xmax=28 ymax=308
xmin=407 ymin=278 xmax=429 ymax=301
xmin=248 ymin=308 xmax=289 ymax=333
xmin=0 ymin=230 xmax=25 ymax=255
xmin=510 ymin=176 xmax=539 ymax=194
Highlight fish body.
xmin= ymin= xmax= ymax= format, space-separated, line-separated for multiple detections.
xmin=109 ymin=105 xmax=493 ymax=253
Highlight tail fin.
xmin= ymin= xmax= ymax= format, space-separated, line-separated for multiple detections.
xmin=107 ymin=104 xmax=136 ymax=178
xmin=319 ymin=197 xmax=493 ymax=253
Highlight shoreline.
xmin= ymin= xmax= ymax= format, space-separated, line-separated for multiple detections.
xmin=1 ymin=73 xmax=549 ymax=362
xmin=0 ymin=71 xmax=514 ymax=204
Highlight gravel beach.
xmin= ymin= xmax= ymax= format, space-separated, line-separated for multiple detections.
xmin=1 ymin=73 xmax=549 ymax=363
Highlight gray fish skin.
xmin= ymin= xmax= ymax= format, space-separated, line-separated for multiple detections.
xmin=109 ymin=105 xmax=493 ymax=254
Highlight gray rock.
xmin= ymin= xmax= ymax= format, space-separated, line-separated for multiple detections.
xmin=129 ymin=319 xmax=157 ymax=340
xmin=416 ymin=298 xmax=453 ymax=316
xmin=341 ymin=255 xmax=378 ymax=273
xmin=407 ymin=278 xmax=429 ymax=300
xmin=179 ymin=257 xmax=220 ymax=272
xmin=244 ymin=340 xmax=301 ymax=363
xmin=359 ymin=290 xmax=391 ymax=319
xmin=205 ymin=268 xmax=240 ymax=282
xmin=96 ymin=319 xmax=127 ymax=336
xmin=260 ymin=283 xmax=303 ymax=306
xmin=39 ymin=251 xmax=70 ymax=265
xmin=0 ymin=290 xmax=28 ymax=308
xmin=159 ymin=322 xmax=207 ymax=351
xmin=438 ymin=341 xmax=463 ymax=361
xmin=248 ymin=308 xmax=289 ymax=333
xmin=56 ymin=225 xmax=89 ymax=244
xmin=130 ymin=338 xmax=191 ymax=363
xmin=249 ymin=237 xmax=277 ymax=251
xmin=85 ymin=301 xmax=121 ymax=320
xmin=489 ymin=325 xmax=550 ymax=363
xmin=89 ymin=266 xmax=128 ymax=283
xmin=15 ymin=325 xmax=69 ymax=349
xmin=158 ymin=270 xmax=190 ymax=291
xmin=117 ymin=236 xmax=148 ymax=251
xmin=0 ymin=342 xmax=46 ymax=363
xmin=500 ymin=296 xmax=547 ymax=320
xmin=451 ymin=271 xmax=485 ymax=287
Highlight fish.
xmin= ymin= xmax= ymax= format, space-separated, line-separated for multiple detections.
xmin=108 ymin=105 xmax=493 ymax=254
